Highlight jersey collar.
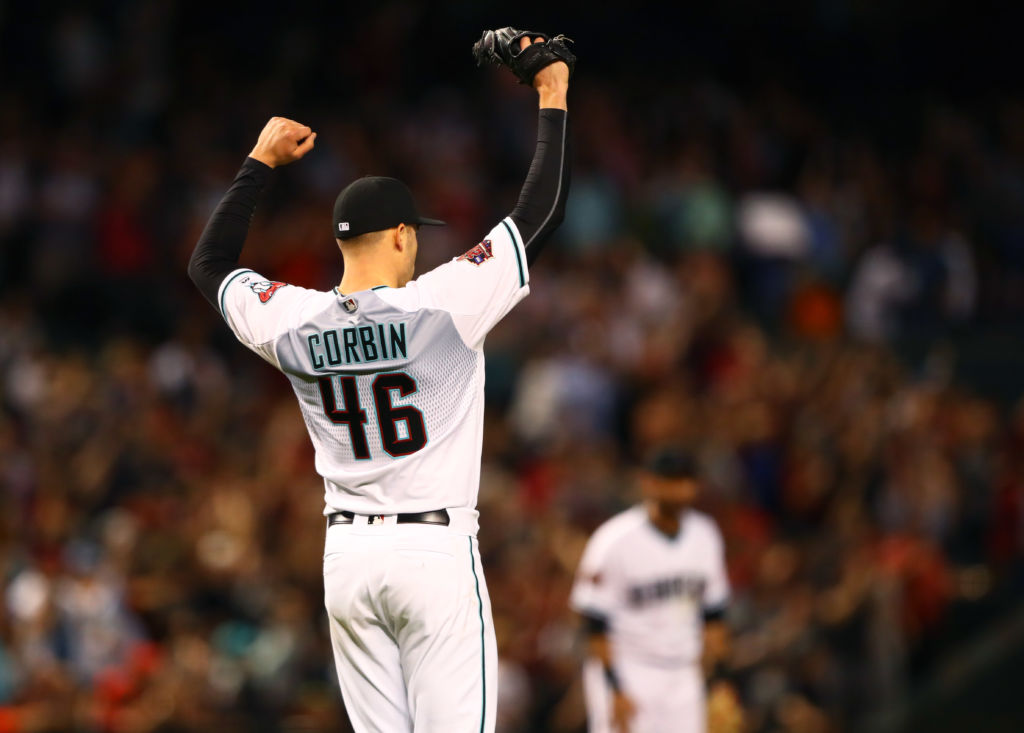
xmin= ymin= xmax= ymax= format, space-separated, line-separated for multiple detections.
xmin=645 ymin=507 xmax=688 ymax=541
xmin=335 ymin=285 xmax=391 ymax=297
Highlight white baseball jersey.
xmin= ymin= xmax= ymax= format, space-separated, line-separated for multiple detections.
xmin=216 ymin=217 xmax=528 ymax=516
xmin=570 ymin=505 xmax=729 ymax=665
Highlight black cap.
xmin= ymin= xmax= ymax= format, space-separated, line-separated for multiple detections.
xmin=333 ymin=176 xmax=445 ymax=240
xmin=644 ymin=447 xmax=698 ymax=479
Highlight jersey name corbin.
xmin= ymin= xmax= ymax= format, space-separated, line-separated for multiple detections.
xmin=307 ymin=321 xmax=408 ymax=369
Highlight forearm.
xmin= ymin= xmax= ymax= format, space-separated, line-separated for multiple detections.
xmin=581 ymin=615 xmax=621 ymax=688
xmin=587 ymin=632 xmax=614 ymax=668
xmin=509 ymin=105 xmax=571 ymax=265
xmin=188 ymin=157 xmax=273 ymax=307
xmin=537 ymin=84 xmax=567 ymax=111
xmin=589 ymin=633 xmax=629 ymax=697
xmin=702 ymin=619 xmax=731 ymax=677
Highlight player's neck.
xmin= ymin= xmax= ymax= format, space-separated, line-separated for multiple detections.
xmin=646 ymin=502 xmax=682 ymax=539
xmin=339 ymin=275 xmax=399 ymax=293
xmin=338 ymin=262 xmax=402 ymax=293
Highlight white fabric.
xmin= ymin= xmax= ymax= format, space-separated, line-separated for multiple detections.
xmin=572 ymin=506 xmax=727 ymax=733
xmin=324 ymin=523 xmax=497 ymax=733
xmin=583 ymin=657 xmax=706 ymax=733
xmin=217 ymin=217 xmax=529 ymax=516
xmin=571 ymin=506 xmax=729 ymax=665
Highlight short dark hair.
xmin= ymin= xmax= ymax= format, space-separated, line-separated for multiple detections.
xmin=339 ymin=229 xmax=388 ymax=247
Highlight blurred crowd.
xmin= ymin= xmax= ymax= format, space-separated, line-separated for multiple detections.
xmin=2 ymin=2 xmax=1024 ymax=732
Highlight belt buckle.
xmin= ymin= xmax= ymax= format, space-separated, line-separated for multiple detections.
xmin=369 ymin=514 xmax=385 ymax=525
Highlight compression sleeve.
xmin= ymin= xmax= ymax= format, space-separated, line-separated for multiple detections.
xmin=509 ymin=108 xmax=570 ymax=266
xmin=580 ymin=611 xmax=609 ymax=635
xmin=703 ymin=606 xmax=727 ymax=623
xmin=188 ymin=157 xmax=273 ymax=307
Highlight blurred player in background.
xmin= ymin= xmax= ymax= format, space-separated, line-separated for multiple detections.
xmin=570 ymin=449 xmax=741 ymax=732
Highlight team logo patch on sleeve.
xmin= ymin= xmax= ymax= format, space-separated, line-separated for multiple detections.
xmin=249 ymin=280 xmax=288 ymax=303
xmin=457 ymin=239 xmax=494 ymax=266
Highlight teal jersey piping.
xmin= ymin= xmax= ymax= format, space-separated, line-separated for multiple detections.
xmin=219 ymin=269 xmax=256 ymax=319
xmin=468 ymin=537 xmax=486 ymax=733
xmin=500 ymin=220 xmax=526 ymax=288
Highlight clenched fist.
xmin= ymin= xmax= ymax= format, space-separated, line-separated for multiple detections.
xmin=249 ymin=117 xmax=317 ymax=168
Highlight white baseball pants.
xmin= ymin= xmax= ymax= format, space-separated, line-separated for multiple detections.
xmin=583 ymin=656 xmax=706 ymax=733
xmin=323 ymin=512 xmax=497 ymax=732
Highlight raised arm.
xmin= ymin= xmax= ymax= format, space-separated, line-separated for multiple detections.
xmin=508 ymin=37 xmax=571 ymax=266
xmin=188 ymin=117 xmax=316 ymax=307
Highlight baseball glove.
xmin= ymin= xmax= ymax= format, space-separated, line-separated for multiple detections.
xmin=472 ymin=27 xmax=576 ymax=86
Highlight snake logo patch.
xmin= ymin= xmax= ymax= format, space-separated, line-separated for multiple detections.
xmin=250 ymin=280 xmax=288 ymax=303
xmin=457 ymin=240 xmax=494 ymax=266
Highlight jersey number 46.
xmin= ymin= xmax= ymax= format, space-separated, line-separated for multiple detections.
xmin=317 ymin=373 xmax=427 ymax=459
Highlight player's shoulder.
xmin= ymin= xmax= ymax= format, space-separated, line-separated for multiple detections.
xmin=585 ymin=505 xmax=649 ymax=557
xmin=370 ymin=283 xmax=425 ymax=313
xmin=683 ymin=509 xmax=724 ymax=543
xmin=220 ymin=269 xmax=338 ymax=331
xmin=293 ymin=284 xmax=340 ymax=310
xmin=412 ymin=217 xmax=526 ymax=291
xmin=268 ymin=283 xmax=339 ymax=326
xmin=377 ymin=260 xmax=491 ymax=316
xmin=223 ymin=269 xmax=330 ymax=307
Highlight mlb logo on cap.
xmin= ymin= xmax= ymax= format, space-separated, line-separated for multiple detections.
xmin=332 ymin=176 xmax=445 ymax=240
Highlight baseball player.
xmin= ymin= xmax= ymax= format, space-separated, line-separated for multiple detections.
xmin=570 ymin=449 xmax=733 ymax=733
xmin=186 ymin=29 xmax=574 ymax=733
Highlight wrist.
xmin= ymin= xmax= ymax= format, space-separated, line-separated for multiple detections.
xmin=248 ymin=151 xmax=277 ymax=169
xmin=603 ymin=664 xmax=621 ymax=692
xmin=537 ymin=87 xmax=568 ymax=110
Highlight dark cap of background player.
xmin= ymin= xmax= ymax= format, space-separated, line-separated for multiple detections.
xmin=643 ymin=447 xmax=698 ymax=479
xmin=333 ymin=176 xmax=445 ymax=240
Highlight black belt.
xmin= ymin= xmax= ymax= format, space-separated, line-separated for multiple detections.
xmin=327 ymin=509 xmax=450 ymax=527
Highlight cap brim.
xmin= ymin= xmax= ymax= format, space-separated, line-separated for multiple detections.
xmin=417 ymin=217 xmax=446 ymax=227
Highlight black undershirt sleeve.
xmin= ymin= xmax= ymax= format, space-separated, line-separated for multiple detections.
xmin=580 ymin=611 xmax=609 ymax=635
xmin=510 ymin=108 xmax=571 ymax=267
xmin=192 ymin=111 xmax=568 ymax=303
xmin=188 ymin=157 xmax=274 ymax=308
xmin=703 ymin=606 xmax=727 ymax=623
